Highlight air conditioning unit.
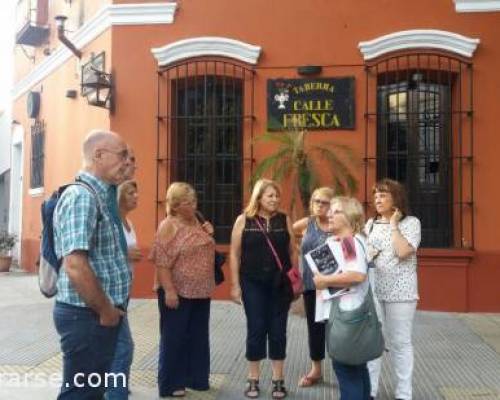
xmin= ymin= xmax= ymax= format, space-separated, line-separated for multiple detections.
xmin=15 ymin=0 xmax=49 ymax=47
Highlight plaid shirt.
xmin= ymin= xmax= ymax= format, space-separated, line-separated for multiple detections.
xmin=53 ymin=172 xmax=131 ymax=307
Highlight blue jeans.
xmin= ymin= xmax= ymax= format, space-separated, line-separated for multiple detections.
xmin=157 ymin=289 xmax=211 ymax=397
xmin=105 ymin=315 xmax=134 ymax=399
xmin=53 ymin=302 xmax=121 ymax=400
xmin=240 ymin=277 xmax=290 ymax=361
xmin=332 ymin=360 xmax=371 ymax=400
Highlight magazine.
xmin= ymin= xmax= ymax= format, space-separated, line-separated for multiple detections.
xmin=306 ymin=236 xmax=369 ymax=321
xmin=304 ymin=240 xmax=351 ymax=300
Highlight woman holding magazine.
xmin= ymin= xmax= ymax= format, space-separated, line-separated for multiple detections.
xmin=292 ymin=187 xmax=334 ymax=388
xmin=229 ymin=178 xmax=298 ymax=399
xmin=313 ymin=196 xmax=371 ymax=400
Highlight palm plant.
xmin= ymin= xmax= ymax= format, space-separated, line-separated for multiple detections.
xmin=251 ymin=130 xmax=359 ymax=216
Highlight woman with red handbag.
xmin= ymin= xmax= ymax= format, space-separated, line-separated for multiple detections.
xmin=229 ymin=179 xmax=299 ymax=399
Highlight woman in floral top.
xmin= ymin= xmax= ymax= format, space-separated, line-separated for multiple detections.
xmin=150 ymin=182 xmax=215 ymax=398
xmin=366 ymin=179 xmax=421 ymax=400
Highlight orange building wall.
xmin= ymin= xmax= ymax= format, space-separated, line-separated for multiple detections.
xmin=108 ymin=0 xmax=500 ymax=310
xmin=14 ymin=0 xmax=500 ymax=310
xmin=14 ymin=27 xmax=112 ymax=270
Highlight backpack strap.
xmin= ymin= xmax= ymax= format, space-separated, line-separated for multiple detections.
xmin=69 ymin=180 xmax=106 ymax=248
xmin=71 ymin=179 xmax=104 ymax=221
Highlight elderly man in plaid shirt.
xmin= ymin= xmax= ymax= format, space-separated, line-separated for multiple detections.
xmin=53 ymin=129 xmax=131 ymax=399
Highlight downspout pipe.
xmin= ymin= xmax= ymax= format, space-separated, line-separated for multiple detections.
xmin=54 ymin=15 xmax=82 ymax=59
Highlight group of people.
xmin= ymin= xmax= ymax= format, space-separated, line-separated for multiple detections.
xmin=294 ymin=181 xmax=421 ymax=400
xmin=226 ymin=179 xmax=420 ymax=400
xmin=51 ymin=129 xmax=421 ymax=400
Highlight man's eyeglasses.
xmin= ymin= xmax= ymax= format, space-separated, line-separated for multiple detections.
xmin=99 ymin=148 xmax=129 ymax=161
xmin=312 ymin=199 xmax=331 ymax=207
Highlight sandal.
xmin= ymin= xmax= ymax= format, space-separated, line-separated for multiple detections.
xmin=298 ymin=374 xmax=322 ymax=387
xmin=161 ymin=389 xmax=186 ymax=398
xmin=244 ymin=378 xmax=260 ymax=398
xmin=271 ymin=379 xmax=287 ymax=399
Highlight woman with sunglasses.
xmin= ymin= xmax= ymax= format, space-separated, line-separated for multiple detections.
xmin=292 ymin=187 xmax=335 ymax=388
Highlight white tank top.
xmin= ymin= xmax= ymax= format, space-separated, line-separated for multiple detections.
xmin=123 ymin=220 xmax=137 ymax=250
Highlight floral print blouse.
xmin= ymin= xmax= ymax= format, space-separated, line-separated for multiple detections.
xmin=365 ymin=216 xmax=421 ymax=302
xmin=150 ymin=222 xmax=215 ymax=299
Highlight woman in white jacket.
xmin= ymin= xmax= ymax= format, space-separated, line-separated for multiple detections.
xmin=313 ymin=196 xmax=371 ymax=400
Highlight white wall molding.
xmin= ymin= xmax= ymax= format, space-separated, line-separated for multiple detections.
xmin=109 ymin=2 xmax=177 ymax=25
xmin=358 ymin=29 xmax=480 ymax=60
xmin=13 ymin=2 xmax=177 ymax=100
xmin=455 ymin=0 xmax=500 ymax=12
xmin=151 ymin=37 xmax=262 ymax=66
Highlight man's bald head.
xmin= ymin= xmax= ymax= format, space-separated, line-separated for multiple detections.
xmin=82 ymin=129 xmax=129 ymax=185
xmin=82 ymin=130 xmax=122 ymax=167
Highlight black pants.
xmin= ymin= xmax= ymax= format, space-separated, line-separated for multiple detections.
xmin=157 ymin=288 xmax=211 ymax=397
xmin=241 ymin=277 xmax=290 ymax=361
xmin=303 ymin=290 xmax=326 ymax=361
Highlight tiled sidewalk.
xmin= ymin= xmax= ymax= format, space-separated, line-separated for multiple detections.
xmin=0 ymin=272 xmax=499 ymax=399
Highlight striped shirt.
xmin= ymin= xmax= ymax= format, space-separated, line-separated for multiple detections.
xmin=53 ymin=172 xmax=131 ymax=307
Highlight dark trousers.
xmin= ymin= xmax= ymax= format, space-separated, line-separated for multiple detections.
xmin=303 ymin=290 xmax=326 ymax=361
xmin=53 ymin=302 xmax=121 ymax=400
xmin=240 ymin=277 xmax=290 ymax=361
xmin=332 ymin=360 xmax=371 ymax=400
xmin=157 ymin=288 xmax=211 ymax=397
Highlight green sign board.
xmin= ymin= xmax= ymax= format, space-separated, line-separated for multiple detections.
xmin=267 ymin=78 xmax=355 ymax=131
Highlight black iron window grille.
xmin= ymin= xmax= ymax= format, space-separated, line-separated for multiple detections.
xmin=30 ymin=119 xmax=45 ymax=189
xmin=156 ymin=59 xmax=255 ymax=243
xmin=364 ymin=53 xmax=474 ymax=249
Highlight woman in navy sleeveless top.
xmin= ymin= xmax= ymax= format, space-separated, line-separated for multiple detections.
xmin=230 ymin=179 xmax=298 ymax=399
xmin=293 ymin=187 xmax=334 ymax=388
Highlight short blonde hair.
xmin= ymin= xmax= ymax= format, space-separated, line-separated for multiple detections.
xmin=244 ymin=179 xmax=281 ymax=218
xmin=166 ymin=182 xmax=196 ymax=216
xmin=330 ymin=196 xmax=365 ymax=235
xmin=117 ymin=180 xmax=137 ymax=205
xmin=309 ymin=186 xmax=335 ymax=215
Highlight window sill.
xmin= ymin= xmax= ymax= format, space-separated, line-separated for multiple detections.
xmin=28 ymin=187 xmax=44 ymax=197
xmin=418 ymin=248 xmax=475 ymax=268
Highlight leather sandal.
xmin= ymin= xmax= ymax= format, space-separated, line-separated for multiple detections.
xmin=271 ymin=379 xmax=287 ymax=399
xmin=244 ymin=378 xmax=260 ymax=398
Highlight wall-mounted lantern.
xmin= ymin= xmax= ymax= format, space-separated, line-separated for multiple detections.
xmin=81 ymin=53 xmax=113 ymax=111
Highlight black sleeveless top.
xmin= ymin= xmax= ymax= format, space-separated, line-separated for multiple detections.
xmin=240 ymin=212 xmax=291 ymax=284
